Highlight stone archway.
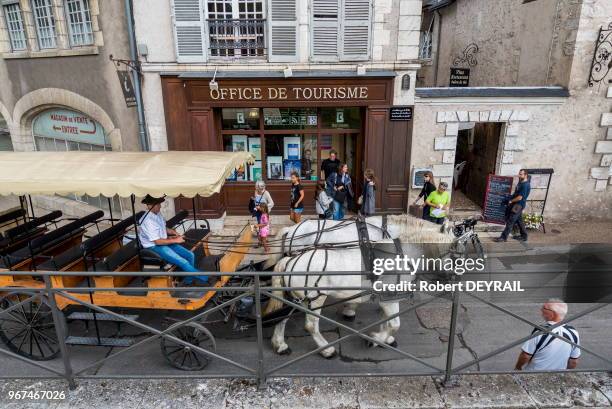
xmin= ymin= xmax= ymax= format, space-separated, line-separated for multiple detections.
xmin=12 ymin=88 xmax=122 ymax=151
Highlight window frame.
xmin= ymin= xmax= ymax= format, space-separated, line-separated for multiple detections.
xmin=63 ymin=0 xmax=94 ymax=47
xmin=2 ymin=2 xmax=27 ymax=52
xmin=30 ymin=0 xmax=57 ymax=49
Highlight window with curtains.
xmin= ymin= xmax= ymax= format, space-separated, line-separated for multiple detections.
xmin=2 ymin=2 xmax=27 ymax=51
xmin=31 ymin=0 xmax=57 ymax=49
xmin=64 ymin=0 xmax=93 ymax=46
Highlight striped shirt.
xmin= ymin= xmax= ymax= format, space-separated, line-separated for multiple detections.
xmin=521 ymin=322 xmax=580 ymax=370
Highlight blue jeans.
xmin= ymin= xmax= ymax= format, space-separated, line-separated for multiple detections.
xmin=332 ymin=200 xmax=345 ymax=220
xmin=148 ymin=244 xmax=208 ymax=284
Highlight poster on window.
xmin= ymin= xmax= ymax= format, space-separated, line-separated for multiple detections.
xmin=267 ymin=156 xmax=283 ymax=180
xmin=283 ymin=136 xmax=301 ymax=160
xmin=283 ymin=159 xmax=302 ymax=180
xmin=248 ymin=137 xmax=261 ymax=160
xmin=231 ymin=135 xmax=248 ymax=152
xmin=249 ymin=161 xmax=262 ymax=181
xmin=320 ymin=135 xmax=332 ymax=150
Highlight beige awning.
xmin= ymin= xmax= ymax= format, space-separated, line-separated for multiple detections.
xmin=0 ymin=151 xmax=255 ymax=198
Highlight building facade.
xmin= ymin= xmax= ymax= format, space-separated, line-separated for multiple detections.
xmin=411 ymin=0 xmax=612 ymax=221
xmin=134 ymin=0 xmax=423 ymax=217
xmin=0 ymin=0 xmax=140 ymax=215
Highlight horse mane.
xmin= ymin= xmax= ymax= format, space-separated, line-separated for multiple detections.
xmin=387 ymin=213 xmax=455 ymax=244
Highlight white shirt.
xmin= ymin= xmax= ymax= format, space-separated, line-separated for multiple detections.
xmin=315 ymin=191 xmax=333 ymax=215
xmin=521 ymin=323 xmax=580 ymax=370
xmin=138 ymin=211 xmax=167 ymax=249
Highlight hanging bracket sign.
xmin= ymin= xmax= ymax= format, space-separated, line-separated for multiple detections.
xmin=116 ymin=70 xmax=137 ymax=107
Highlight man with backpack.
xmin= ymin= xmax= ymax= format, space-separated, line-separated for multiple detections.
xmin=515 ymin=299 xmax=580 ymax=370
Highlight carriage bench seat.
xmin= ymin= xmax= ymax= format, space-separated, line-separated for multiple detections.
xmin=0 ymin=210 xmax=63 ymax=255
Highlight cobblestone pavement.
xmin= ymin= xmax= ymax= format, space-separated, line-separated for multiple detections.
xmin=0 ymin=373 xmax=610 ymax=408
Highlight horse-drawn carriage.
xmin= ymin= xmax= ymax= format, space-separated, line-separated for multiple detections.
xmin=0 ymin=151 xmax=255 ymax=370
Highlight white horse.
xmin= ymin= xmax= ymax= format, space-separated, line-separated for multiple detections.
xmin=264 ymin=214 xmax=456 ymax=358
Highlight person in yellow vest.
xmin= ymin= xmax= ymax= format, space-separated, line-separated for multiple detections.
xmin=425 ymin=181 xmax=450 ymax=224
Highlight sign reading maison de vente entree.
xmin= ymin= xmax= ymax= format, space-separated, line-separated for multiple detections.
xmin=187 ymin=80 xmax=392 ymax=106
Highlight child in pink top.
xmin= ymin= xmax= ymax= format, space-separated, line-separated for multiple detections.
xmin=256 ymin=203 xmax=270 ymax=253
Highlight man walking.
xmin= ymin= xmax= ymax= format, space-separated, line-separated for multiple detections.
xmin=494 ymin=169 xmax=531 ymax=242
xmin=515 ymin=299 xmax=580 ymax=370
xmin=321 ymin=150 xmax=341 ymax=181
xmin=139 ymin=195 xmax=208 ymax=285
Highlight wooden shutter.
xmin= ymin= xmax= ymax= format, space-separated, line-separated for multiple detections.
xmin=341 ymin=0 xmax=371 ymax=60
xmin=172 ymin=0 xmax=206 ymax=63
xmin=268 ymin=0 xmax=298 ymax=62
xmin=311 ymin=0 xmax=339 ymax=61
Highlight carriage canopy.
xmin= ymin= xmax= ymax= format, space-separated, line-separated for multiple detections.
xmin=0 ymin=151 xmax=255 ymax=198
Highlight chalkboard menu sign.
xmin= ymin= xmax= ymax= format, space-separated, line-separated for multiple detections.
xmin=390 ymin=106 xmax=413 ymax=121
xmin=482 ymin=175 xmax=513 ymax=225
xmin=449 ymin=68 xmax=470 ymax=87
xmin=412 ymin=168 xmax=432 ymax=188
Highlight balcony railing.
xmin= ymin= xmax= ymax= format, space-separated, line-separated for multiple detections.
xmin=208 ymin=18 xmax=266 ymax=58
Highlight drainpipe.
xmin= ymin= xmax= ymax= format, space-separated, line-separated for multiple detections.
xmin=433 ymin=10 xmax=442 ymax=87
xmin=124 ymin=0 xmax=150 ymax=151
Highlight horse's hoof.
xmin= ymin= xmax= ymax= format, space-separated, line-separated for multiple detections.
xmin=278 ymin=347 xmax=292 ymax=356
xmin=365 ymin=340 xmax=375 ymax=348
xmin=342 ymin=314 xmax=356 ymax=322
xmin=322 ymin=350 xmax=337 ymax=359
xmin=387 ymin=340 xmax=398 ymax=348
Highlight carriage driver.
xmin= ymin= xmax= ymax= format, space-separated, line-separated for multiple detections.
xmin=138 ymin=195 xmax=209 ymax=286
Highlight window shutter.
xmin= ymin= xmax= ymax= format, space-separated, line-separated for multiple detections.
xmin=341 ymin=0 xmax=371 ymax=60
xmin=268 ymin=0 xmax=298 ymax=62
xmin=172 ymin=0 xmax=206 ymax=63
xmin=311 ymin=0 xmax=339 ymax=61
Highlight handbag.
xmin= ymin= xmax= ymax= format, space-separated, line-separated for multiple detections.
xmin=333 ymin=174 xmax=347 ymax=203
xmin=317 ymin=197 xmax=333 ymax=219
xmin=248 ymin=198 xmax=256 ymax=215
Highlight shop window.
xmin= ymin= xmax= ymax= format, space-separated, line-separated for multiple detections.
xmin=263 ymin=108 xmax=317 ymax=130
xmin=223 ymin=134 xmax=262 ymax=181
xmin=3 ymin=2 xmax=27 ymax=51
xmin=320 ymin=107 xmax=361 ymax=129
xmin=221 ymin=107 xmax=259 ymax=130
xmin=31 ymin=0 xmax=57 ymax=49
xmin=264 ymin=134 xmax=318 ymax=181
xmin=64 ymin=0 xmax=93 ymax=46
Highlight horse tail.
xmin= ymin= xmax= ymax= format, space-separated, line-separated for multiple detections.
xmin=262 ymin=257 xmax=288 ymax=316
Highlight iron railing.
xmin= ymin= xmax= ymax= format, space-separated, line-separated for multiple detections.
xmin=0 ymin=269 xmax=610 ymax=390
xmin=207 ymin=18 xmax=266 ymax=58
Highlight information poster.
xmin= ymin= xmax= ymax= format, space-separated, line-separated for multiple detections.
xmin=249 ymin=161 xmax=262 ymax=181
xmin=283 ymin=159 xmax=301 ymax=179
xmin=248 ymin=137 xmax=261 ymax=160
xmin=283 ymin=136 xmax=301 ymax=160
xmin=412 ymin=168 xmax=432 ymax=188
xmin=267 ymin=156 xmax=283 ymax=180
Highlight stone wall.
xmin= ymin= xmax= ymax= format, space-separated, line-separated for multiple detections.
xmin=417 ymin=0 xmax=580 ymax=87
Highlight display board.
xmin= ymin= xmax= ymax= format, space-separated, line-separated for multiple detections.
xmin=412 ymin=168 xmax=432 ymax=188
xmin=482 ymin=175 xmax=513 ymax=224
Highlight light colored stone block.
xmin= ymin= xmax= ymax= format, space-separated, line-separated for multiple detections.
xmin=608 ymin=128 xmax=612 ymax=140
xmin=500 ymin=110 xmax=513 ymax=121
xmin=398 ymin=15 xmax=421 ymax=32
xmin=608 ymin=86 xmax=612 ymax=99
xmin=595 ymin=179 xmax=608 ymax=192
xmin=433 ymin=164 xmax=455 ymax=177
xmin=595 ymin=141 xmax=612 ymax=154
xmin=468 ymin=111 xmax=479 ymax=122
xmin=442 ymin=150 xmax=456 ymax=164
xmin=506 ymin=122 xmax=520 ymax=137
xmin=373 ymin=29 xmax=391 ymax=46
xmin=601 ymin=113 xmax=612 ymax=127
xmin=489 ymin=111 xmax=501 ymax=122
xmin=397 ymin=45 xmax=419 ymax=60
xmin=504 ymin=137 xmax=526 ymax=151
xmin=445 ymin=123 xmax=459 ymax=136
xmin=437 ymin=111 xmax=446 ymax=123
xmin=456 ymin=111 xmax=468 ymax=122
xmin=397 ymin=30 xmax=421 ymax=47
xmin=446 ymin=111 xmax=459 ymax=122
xmin=434 ymin=137 xmax=457 ymax=150
xmin=517 ymin=111 xmax=530 ymax=121
xmin=502 ymin=151 xmax=514 ymax=164
xmin=590 ymin=167 xmax=611 ymax=179
xmin=602 ymin=155 xmax=612 ymax=167
xmin=479 ymin=111 xmax=489 ymax=122
xmin=500 ymin=164 xmax=521 ymax=176
xmin=399 ymin=0 xmax=422 ymax=16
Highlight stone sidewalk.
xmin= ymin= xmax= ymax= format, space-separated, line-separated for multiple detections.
xmin=0 ymin=373 xmax=610 ymax=408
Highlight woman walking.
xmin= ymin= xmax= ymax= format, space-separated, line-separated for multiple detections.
xmin=327 ymin=163 xmax=353 ymax=221
xmin=315 ymin=181 xmax=333 ymax=219
xmin=250 ymin=180 xmax=274 ymax=224
xmin=289 ymin=172 xmax=305 ymax=223
xmin=359 ymin=168 xmax=376 ymax=216
xmin=413 ymin=171 xmax=436 ymax=220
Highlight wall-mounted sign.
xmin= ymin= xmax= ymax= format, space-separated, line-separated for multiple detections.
xmin=412 ymin=167 xmax=432 ymax=188
xmin=449 ymin=68 xmax=470 ymax=87
xmin=116 ymin=70 xmax=137 ymax=107
xmin=482 ymin=175 xmax=513 ymax=225
xmin=32 ymin=109 xmax=107 ymax=145
xmin=390 ymin=106 xmax=413 ymax=121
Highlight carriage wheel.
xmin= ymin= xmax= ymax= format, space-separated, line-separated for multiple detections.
xmin=0 ymin=292 xmax=62 ymax=361
xmin=160 ymin=322 xmax=216 ymax=371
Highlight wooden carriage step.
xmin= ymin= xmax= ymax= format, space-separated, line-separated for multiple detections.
xmin=65 ymin=336 xmax=134 ymax=347
xmin=67 ymin=312 xmax=139 ymax=322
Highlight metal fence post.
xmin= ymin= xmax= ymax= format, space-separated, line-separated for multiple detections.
xmin=254 ymin=274 xmax=267 ymax=390
xmin=443 ymin=288 xmax=460 ymax=386
xmin=44 ymin=276 xmax=77 ymax=390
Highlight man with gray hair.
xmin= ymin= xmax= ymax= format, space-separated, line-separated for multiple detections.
xmin=515 ymin=299 xmax=580 ymax=370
